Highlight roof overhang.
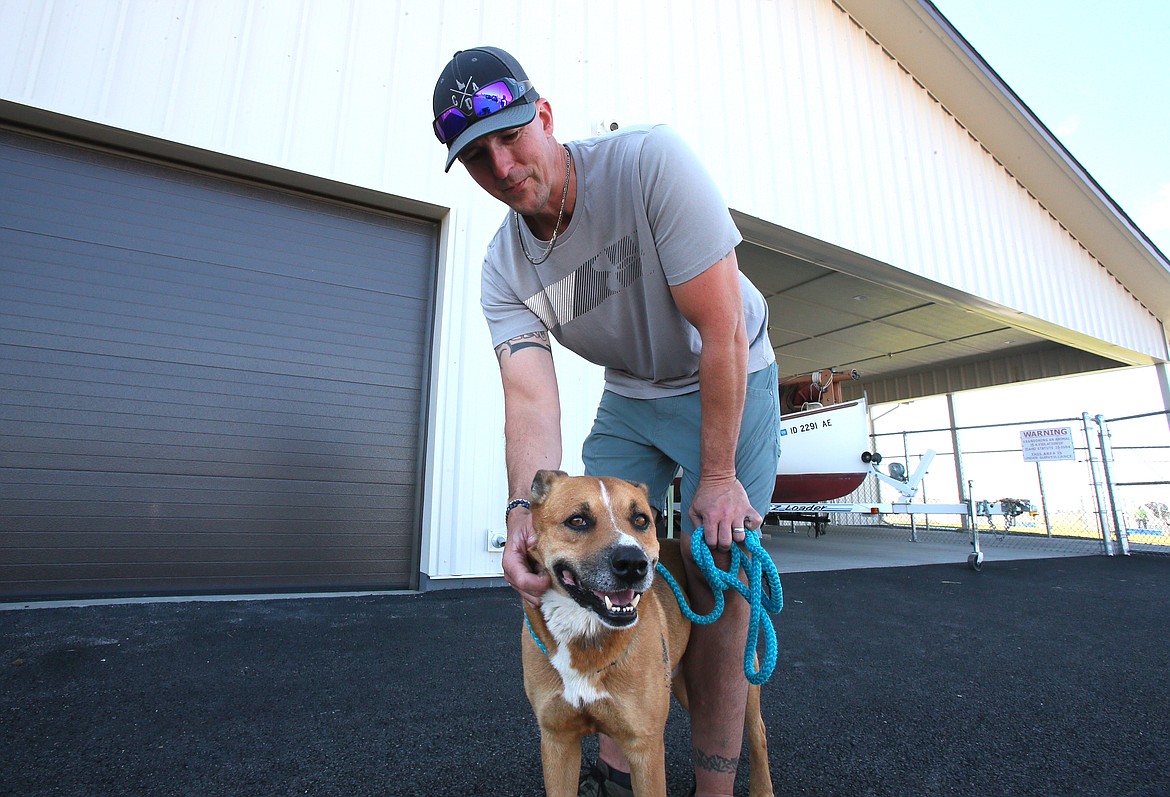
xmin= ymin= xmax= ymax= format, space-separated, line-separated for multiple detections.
xmin=834 ymin=0 xmax=1170 ymax=325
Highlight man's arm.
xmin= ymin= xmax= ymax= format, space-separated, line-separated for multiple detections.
xmin=495 ymin=331 xmax=561 ymax=606
xmin=669 ymin=250 xmax=761 ymax=550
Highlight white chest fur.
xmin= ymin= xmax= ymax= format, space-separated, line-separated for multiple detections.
xmin=541 ymin=591 xmax=611 ymax=709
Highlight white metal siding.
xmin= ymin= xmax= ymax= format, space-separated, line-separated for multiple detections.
xmin=1 ymin=0 xmax=1163 ymax=585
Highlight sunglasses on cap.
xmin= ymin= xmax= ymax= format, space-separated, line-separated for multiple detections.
xmin=433 ymin=78 xmax=532 ymax=144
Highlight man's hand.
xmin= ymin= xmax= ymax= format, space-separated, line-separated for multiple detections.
xmin=689 ymin=474 xmax=762 ymax=551
xmin=503 ymin=507 xmax=551 ymax=607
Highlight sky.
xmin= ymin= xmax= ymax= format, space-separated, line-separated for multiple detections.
xmin=876 ymin=0 xmax=1170 ymax=426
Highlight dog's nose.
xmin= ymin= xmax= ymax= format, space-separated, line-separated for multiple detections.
xmin=610 ymin=545 xmax=649 ymax=583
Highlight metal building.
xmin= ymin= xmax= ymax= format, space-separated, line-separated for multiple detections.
xmin=2 ymin=0 xmax=1168 ymax=599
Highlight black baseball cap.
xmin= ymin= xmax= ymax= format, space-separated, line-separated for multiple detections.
xmin=433 ymin=47 xmax=540 ymax=172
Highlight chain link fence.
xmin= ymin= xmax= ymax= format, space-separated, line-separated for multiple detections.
xmin=1100 ymin=410 xmax=1170 ymax=554
xmin=808 ymin=409 xmax=1170 ymax=559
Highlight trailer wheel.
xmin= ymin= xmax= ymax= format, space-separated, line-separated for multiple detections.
xmin=967 ymin=552 xmax=984 ymax=572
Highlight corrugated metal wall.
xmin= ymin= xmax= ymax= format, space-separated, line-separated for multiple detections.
xmin=1 ymin=0 xmax=1163 ymax=587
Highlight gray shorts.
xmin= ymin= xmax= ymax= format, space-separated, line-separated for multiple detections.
xmin=582 ymin=362 xmax=780 ymax=534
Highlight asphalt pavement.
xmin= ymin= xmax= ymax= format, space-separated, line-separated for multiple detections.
xmin=3 ymin=554 xmax=1168 ymax=796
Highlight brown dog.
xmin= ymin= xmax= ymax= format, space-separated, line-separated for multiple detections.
xmin=521 ymin=470 xmax=774 ymax=796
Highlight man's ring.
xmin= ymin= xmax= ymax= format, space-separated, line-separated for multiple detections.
xmin=733 ymin=527 xmax=746 ymax=534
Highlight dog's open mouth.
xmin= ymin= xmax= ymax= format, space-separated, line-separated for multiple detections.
xmin=556 ymin=566 xmax=643 ymax=627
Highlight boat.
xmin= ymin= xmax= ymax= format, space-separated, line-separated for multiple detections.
xmin=671 ymin=370 xmax=876 ymax=512
xmin=774 ymin=397 xmax=872 ymax=502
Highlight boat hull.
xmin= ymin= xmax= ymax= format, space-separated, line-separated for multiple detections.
xmin=773 ymin=399 xmax=870 ymax=502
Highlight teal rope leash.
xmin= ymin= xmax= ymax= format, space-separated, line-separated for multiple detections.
xmin=525 ymin=613 xmax=548 ymax=656
xmin=655 ymin=528 xmax=783 ymax=685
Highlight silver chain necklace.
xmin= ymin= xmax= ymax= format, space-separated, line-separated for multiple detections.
xmin=516 ymin=144 xmax=571 ymax=266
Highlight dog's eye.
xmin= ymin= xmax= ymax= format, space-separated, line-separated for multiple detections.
xmin=632 ymin=513 xmax=650 ymax=530
xmin=566 ymin=515 xmax=591 ymax=530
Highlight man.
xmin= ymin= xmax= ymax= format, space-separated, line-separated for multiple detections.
xmin=433 ymin=47 xmax=780 ymax=797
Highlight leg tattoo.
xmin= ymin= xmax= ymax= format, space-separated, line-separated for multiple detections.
xmin=693 ymin=748 xmax=738 ymax=775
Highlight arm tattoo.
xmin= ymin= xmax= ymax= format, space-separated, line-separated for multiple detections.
xmin=693 ymin=748 xmax=739 ymax=775
xmin=495 ymin=331 xmax=551 ymax=365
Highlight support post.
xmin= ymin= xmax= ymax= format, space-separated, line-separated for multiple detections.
xmin=903 ymin=432 xmax=917 ymax=542
xmin=1082 ymin=412 xmax=1114 ymax=555
xmin=1095 ymin=414 xmax=1130 ymax=556
xmin=947 ymin=394 xmax=969 ymax=531
xmin=1156 ymin=361 xmax=1170 ymax=435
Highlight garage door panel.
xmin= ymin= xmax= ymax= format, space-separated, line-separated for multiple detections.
xmin=0 ymin=370 xmax=422 ymax=426
xmin=0 ymin=323 xmax=426 ymax=389
xmin=0 ymin=448 xmax=421 ymax=483
xmin=0 ymin=411 xmax=424 ymax=452
xmin=0 ymin=276 xmax=431 ymax=359
xmin=0 ymin=348 xmax=425 ymax=411
xmin=0 ymin=312 xmax=429 ymax=373
xmin=0 ymin=356 xmax=426 ymax=420
xmin=0 ymin=129 xmax=435 ymax=598
xmin=3 ymin=571 xmax=415 ymax=599
xmin=1 ymin=521 xmax=415 ymax=544
xmin=2 ymin=236 xmax=434 ymax=334
xmin=0 ymin=413 xmax=424 ymax=460
xmin=4 ymin=138 xmax=436 ymax=286
xmin=0 ymin=420 xmax=423 ymax=479
xmin=1 ymin=239 xmax=430 ymax=366
xmin=3 ymin=556 xmax=417 ymax=592
xmin=2 ymin=492 xmax=416 ymax=520
xmin=1 ymin=411 xmax=425 ymax=455
xmin=3 ymin=469 xmax=416 ymax=502
xmin=4 ymin=504 xmax=412 ymax=527
xmin=2 ymin=235 xmax=437 ymax=337
xmin=4 ymin=536 xmax=416 ymax=567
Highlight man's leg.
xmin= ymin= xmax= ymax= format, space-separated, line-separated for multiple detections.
xmin=666 ymin=363 xmax=781 ymax=796
xmin=678 ymin=542 xmax=750 ymax=794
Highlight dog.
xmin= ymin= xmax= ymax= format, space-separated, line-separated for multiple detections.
xmin=520 ymin=469 xmax=774 ymax=796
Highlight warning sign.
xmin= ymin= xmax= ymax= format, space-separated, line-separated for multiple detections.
xmin=1020 ymin=427 xmax=1076 ymax=462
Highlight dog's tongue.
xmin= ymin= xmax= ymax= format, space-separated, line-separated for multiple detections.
xmin=594 ymin=589 xmax=636 ymax=607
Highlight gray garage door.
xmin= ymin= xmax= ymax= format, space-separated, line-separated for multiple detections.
xmin=0 ymin=128 xmax=436 ymax=599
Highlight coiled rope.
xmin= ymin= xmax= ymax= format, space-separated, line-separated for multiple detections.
xmin=655 ymin=527 xmax=783 ymax=685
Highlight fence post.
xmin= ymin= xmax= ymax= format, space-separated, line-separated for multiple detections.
xmin=1082 ymin=412 xmax=1114 ymax=555
xmin=903 ymin=431 xmax=919 ymax=542
xmin=967 ymin=478 xmax=982 ymax=568
xmin=947 ymin=394 xmax=969 ymax=531
xmin=1035 ymin=461 xmax=1053 ymax=537
xmin=1095 ymin=414 xmax=1130 ymax=556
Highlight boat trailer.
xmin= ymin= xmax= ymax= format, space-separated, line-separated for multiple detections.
xmin=768 ymin=450 xmax=1024 ymax=571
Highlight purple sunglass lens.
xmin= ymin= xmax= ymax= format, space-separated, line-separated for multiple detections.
xmin=435 ymin=106 xmax=468 ymax=143
xmin=472 ymin=81 xmax=516 ymax=117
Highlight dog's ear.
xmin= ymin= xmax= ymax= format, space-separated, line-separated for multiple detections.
xmin=623 ymin=479 xmax=650 ymax=499
xmin=530 ymin=469 xmax=569 ymax=504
